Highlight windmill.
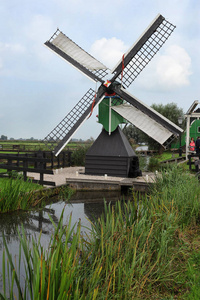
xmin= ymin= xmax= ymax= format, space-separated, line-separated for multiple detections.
xmin=43 ymin=14 xmax=183 ymax=177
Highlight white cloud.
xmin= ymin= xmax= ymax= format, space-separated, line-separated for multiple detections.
xmin=25 ymin=14 xmax=54 ymax=42
xmin=54 ymin=0 xmax=125 ymax=15
xmin=90 ymin=37 xmax=129 ymax=69
xmin=90 ymin=39 xmax=192 ymax=92
xmin=0 ymin=42 xmax=26 ymax=55
xmin=0 ymin=42 xmax=26 ymax=73
xmin=23 ymin=14 xmax=55 ymax=62
xmin=135 ymin=45 xmax=192 ymax=92
xmin=156 ymin=45 xmax=192 ymax=88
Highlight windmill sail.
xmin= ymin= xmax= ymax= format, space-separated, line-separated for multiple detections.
xmin=45 ymin=29 xmax=108 ymax=83
xmin=112 ymin=104 xmax=173 ymax=145
xmin=111 ymin=14 xmax=176 ymax=87
xmin=111 ymin=87 xmax=183 ymax=146
xmin=44 ymin=88 xmax=105 ymax=156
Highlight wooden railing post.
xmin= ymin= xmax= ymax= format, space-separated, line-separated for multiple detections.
xmin=7 ymin=158 xmax=12 ymax=175
xmin=62 ymin=152 xmax=65 ymax=168
xmin=23 ymin=153 xmax=28 ymax=181
xmin=16 ymin=153 xmax=20 ymax=167
xmin=68 ymin=151 xmax=72 ymax=167
xmin=188 ymin=155 xmax=191 ymax=170
xmin=37 ymin=151 xmax=44 ymax=185
xmin=51 ymin=152 xmax=54 ymax=169
xmin=57 ymin=154 xmax=60 ymax=169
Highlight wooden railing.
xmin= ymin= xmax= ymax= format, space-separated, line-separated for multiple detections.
xmin=0 ymin=151 xmax=72 ymax=186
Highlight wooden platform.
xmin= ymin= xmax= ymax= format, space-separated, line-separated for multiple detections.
xmin=28 ymin=167 xmax=156 ymax=192
xmin=63 ymin=168 xmax=155 ymax=192
xmin=66 ymin=175 xmax=154 ymax=192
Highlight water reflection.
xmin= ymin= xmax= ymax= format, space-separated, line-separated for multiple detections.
xmin=71 ymin=190 xmax=122 ymax=202
xmin=0 ymin=190 xmax=131 ymax=294
xmin=0 ymin=211 xmax=30 ymax=251
xmin=0 ymin=190 xmax=125 ymax=251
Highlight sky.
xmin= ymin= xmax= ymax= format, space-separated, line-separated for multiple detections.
xmin=0 ymin=0 xmax=199 ymax=140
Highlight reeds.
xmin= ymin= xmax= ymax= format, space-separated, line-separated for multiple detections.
xmin=0 ymin=176 xmax=43 ymax=213
xmin=151 ymin=165 xmax=200 ymax=227
xmin=1 ymin=165 xmax=200 ymax=299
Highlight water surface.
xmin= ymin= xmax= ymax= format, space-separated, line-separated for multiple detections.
xmin=0 ymin=190 xmax=124 ymax=265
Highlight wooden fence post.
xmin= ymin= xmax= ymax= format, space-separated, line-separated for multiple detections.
xmin=51 ymin=152 xmax=54 ymax=169
xmin=37 ymin=151 xmax=44 ymax=184
xmin=16 ymin=153 xmax=20 ymax=167
xmin=68 ymin=151 xmax=72 ymax=167
xmin=7 ymin=157 xmax=12 ymax=175
xmin=23 ymin=153 xmax=28 ymax=181
xmin=57 ymin=154 xmax=60 ymax=169
xmin=62 ymin=152 xmax=65 ymax=168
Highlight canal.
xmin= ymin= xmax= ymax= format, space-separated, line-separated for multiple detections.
xmin=0 ymin=190 xmax=130 ymax=294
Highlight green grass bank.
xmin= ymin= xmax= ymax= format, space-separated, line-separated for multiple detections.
xmin=0 ymin=175 xmax=74 ymax=213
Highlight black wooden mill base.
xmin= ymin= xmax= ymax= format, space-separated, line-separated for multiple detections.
xmin=85 ymin=126 xmax=142 ymax=178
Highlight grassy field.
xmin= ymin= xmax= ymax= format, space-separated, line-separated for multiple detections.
xmin=0 ymin=140 xmax=88 ymax=152
xmin=154 ymin=150 xmax=184 ymax=161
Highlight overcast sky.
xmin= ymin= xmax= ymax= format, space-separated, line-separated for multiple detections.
xmin=0 ymin=0 xmax=199 ymax=140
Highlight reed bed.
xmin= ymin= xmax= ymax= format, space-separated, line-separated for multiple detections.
xmin=1 ymin=165 xmax=200 ymax=299
xmin=0 ymin=176 xmax=43 ymax=213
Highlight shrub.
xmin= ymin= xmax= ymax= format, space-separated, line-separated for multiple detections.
xmin=147 ymin=156 xmax=160 ymax=171
xmin=71 ymin=145 xmax=90 ymax=166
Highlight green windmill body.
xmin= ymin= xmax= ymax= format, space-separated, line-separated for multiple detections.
xmin=98 ymin=96 xmax=126 ymax=133
xmin=98 ymin=82 xmax=127 ymax=133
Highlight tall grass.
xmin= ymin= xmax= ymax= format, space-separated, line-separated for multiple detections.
xmin=1 ymin=211 xmax=102 ymax=300
xmin=151 ymin=165 xmax=200 ymax=227
xmin=1 ymin=165 xmax=200 ymax=298
xmin=0 ymin=176 xmax=42 ymax=213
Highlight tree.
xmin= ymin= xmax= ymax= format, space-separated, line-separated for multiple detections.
xmin=148 ymin=102 xmax=185 ymax=150
xmin=1 ymin=135 xmax=7 ymax=140
xmin=122 ymin=124 xmax=148 ymax=145
xmin=151 ymin=103 xmax=185 ymax=127
xmin=148 ymin=103 xmax=185 ymax=150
